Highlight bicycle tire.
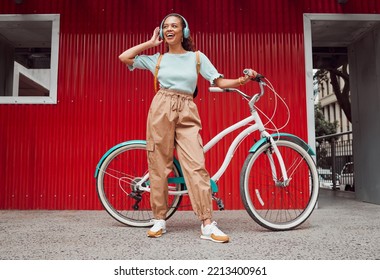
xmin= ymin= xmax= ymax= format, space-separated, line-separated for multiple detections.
xmin=96 ymin=142 xmax=183 ymax=227
xmin=240 ymin=139 xmax=319 ymax=231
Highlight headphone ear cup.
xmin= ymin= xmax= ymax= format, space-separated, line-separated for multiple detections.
xmin=159 ymin=28 xmax=164 ymax=39
xmin=183 ymin=27 xmax=190 ymax=38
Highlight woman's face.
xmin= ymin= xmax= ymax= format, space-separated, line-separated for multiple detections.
xmin=162 ymin=16 xmax=183 ymax=45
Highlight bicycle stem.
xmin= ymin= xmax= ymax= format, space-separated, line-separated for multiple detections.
xmin=249 ymin=81 xmax=267 ymax=112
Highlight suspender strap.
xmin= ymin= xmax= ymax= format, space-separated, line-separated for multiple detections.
xmin=154 ymin=54 xmax=163 ymax=93
xmin=154 ymin=51 xmax=201 ymax=93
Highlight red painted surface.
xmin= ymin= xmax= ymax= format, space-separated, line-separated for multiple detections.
xmin=0 ymin=0 xmax=379 ymax=210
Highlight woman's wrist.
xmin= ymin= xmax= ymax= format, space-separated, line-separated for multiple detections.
xmin=146 ymin=40 xmax=156 ymax=48
xmin=238 ymin=76 xmax=250 ymax=86
xmin=238 ymin=77 xmax=244 ymax=86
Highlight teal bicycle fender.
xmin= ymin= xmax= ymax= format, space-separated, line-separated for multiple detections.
xmin=94 ymin=140 xmax=147 ymax=178
xmin=249 ymin=133 xmax=315 ymax=156
xmin=171 ymin=178 xmax=218 ymax=193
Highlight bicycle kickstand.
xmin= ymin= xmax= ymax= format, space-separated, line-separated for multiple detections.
xmin=212 ymin=193 xmax=225 ymax=211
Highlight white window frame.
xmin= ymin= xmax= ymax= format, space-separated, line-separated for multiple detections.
xmin=0 ymin=14 xmax=60 ymax=104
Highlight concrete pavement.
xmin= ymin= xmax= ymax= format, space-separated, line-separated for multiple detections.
xmin=1 ymin=189 xmax=379 ymax=260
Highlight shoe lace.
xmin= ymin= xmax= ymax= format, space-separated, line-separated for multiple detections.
xmin=209 ymin=221 xmax=226 ymax=236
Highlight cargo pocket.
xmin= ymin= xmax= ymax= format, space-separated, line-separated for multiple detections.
xmin=146 ymin=139 xmax=155 ymax=152
xmin=146 ymin=139 xmax=155 ymax=164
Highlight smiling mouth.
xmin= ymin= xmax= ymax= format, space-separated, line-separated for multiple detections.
xmin=166 ymin=33 xmax=175 ymax=39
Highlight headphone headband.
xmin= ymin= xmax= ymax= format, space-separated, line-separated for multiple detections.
xmin=159 ymin=13 xmax=190 ymax=39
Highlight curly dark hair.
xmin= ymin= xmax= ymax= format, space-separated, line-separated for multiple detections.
xmin=163 ymin=14 xmax=196 ymax=52
xmin=182 ymin=36 xmax=195 ymax=52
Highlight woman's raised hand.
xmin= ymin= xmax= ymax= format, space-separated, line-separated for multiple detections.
xmin=150 ymin=27 xmax=163 ymax=47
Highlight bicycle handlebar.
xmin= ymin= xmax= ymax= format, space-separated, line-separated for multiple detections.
xmin=209 ymin=69 xmax=266 ymax=111
xmin=243 ymin=69 xmax=265 ymax=82
xmin=209 ymin=87 xmax=252 ymax=99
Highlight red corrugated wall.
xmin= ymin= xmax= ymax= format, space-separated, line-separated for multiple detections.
xmin=0 ymin=0 xmax=379 ymax=210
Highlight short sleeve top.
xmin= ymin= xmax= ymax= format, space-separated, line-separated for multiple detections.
xmin=128 ymin=51 xmax=223 ymax=94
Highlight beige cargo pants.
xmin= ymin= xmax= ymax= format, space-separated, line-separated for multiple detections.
xmin=146 ymin=89 xmax=213 ymax=221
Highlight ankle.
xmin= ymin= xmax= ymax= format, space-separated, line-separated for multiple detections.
xmin=202 ymin=219 xmax=211 ymax=227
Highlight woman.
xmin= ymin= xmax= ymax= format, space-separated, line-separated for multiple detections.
xmin=119 ymin=13 xmax=255 ymax=243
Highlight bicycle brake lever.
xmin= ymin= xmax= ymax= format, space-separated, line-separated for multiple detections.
xmin=252 ymin=74 xmax=265 ymax=82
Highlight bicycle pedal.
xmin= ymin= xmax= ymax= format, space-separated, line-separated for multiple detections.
xmin=217 ymin=199 xmax=225 ymax=211
xmin=212 ymin=195 xmax=225 ymax=211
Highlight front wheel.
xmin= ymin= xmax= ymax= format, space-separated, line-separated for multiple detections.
xmin=96 ymin=142 xmax=184 ymax=227
xmin=240 ymin=139 xmax=319 ymax=230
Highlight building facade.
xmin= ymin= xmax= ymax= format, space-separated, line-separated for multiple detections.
xmin=1 ymin=0 xmax=379 ymax=210
xmin=317 ymin=70 xmax=352 ymax=138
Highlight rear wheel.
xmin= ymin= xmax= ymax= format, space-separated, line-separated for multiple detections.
xmin=96 ymin=142 xmax=183 ymax=227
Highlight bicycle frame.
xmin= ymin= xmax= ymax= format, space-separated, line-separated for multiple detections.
xmin=132 ymin=80 xmax=289 ymax=195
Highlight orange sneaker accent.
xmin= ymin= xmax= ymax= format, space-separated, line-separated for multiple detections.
xmin=211 ymin=233 xmax=229 ymax=243
xmin=147 ymin=228 xmax=165 ymax=238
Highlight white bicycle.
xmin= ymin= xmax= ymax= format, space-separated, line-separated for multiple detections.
xmin=95 ymin=71 xmax=319 ymax=231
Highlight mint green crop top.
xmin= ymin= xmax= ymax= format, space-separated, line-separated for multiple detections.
xmin=128 ymin=51 xmax=224 ymax=94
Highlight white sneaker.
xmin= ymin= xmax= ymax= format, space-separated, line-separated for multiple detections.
xmin=147 ymin=219 xmax=166 ymax=238
xmin=201 ymin=221 xmax=229 ymax=243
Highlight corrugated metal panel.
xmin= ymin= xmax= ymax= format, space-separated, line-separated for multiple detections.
xmin=0 ymin=0 xmax=379 ymax=210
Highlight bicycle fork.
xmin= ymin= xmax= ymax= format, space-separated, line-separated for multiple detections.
xmin=264 ymin=135 xmax=290 ymax=187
